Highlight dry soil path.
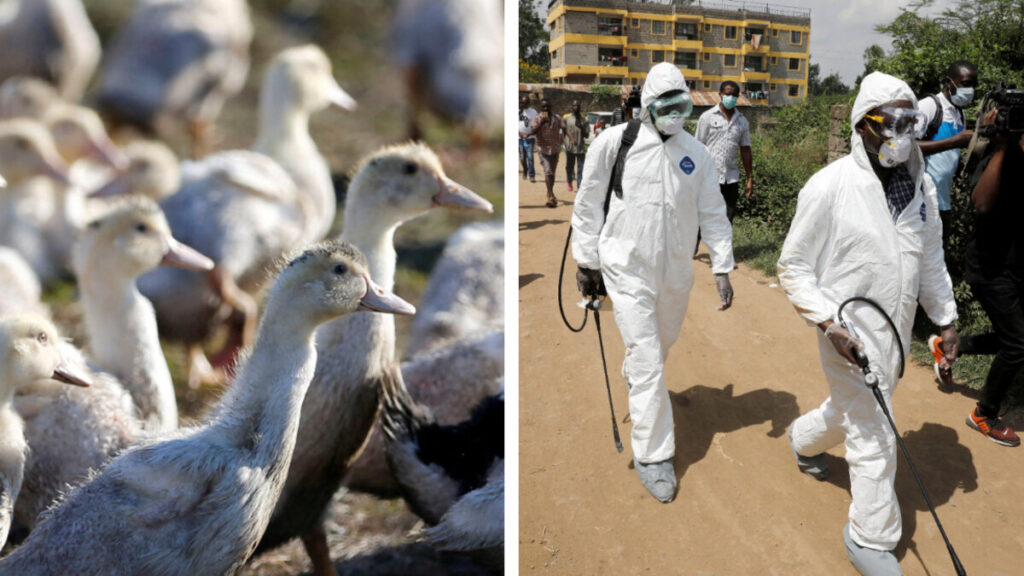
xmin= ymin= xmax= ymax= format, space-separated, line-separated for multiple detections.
xmin=518 ymin=175 xmax=1024 ymax=575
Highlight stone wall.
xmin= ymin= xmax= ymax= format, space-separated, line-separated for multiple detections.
xmin=829 ymin=104 xmax=851 ymax=163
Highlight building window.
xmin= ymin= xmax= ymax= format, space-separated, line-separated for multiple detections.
xmin=652 ymin=20 xmax=666 ymax=35
xmin=744 ymin=56 xmax=764 ymax=72
xmin=552 ymin=50 xmax=557 ymax=62
xmin=746 ymin=82 xmax=765 ymax=100
xmin=770 ymin=83 xmax=777 ymax=92
xmin=599 ymin=47 xmax=626 ymax=66
xmin=674 ymin=22 xmax=698 ymax=40
xmin=770 ymin=56 xmax=777 ymax=65
xmin=724 ymin=54 xmax=737 ymax=67
xmin=725 ymin=26 xmax=737 ymax=39
xmin=631 ymin=49 xmax=638 ymax=58
xmin=597 ymin=17 xmax=624 ymax=36
xmin=772 ymin=29 xmax=779 ymax=37
xmin=686 ymin=79 xmax=696 ymax=90
xmin=631 ymin=18 xmax=639 ymax=27
xmin=652 ymin=50 xmax=665 ymax=63
xmin=789 ymin=84 xmax=800 ymax=97
xmin=703 ymin=52 xmax=710 ymax=61
xmin=601 ymin=78 xmax=622 ymax=85
xmin=674 ymin=51 xmax=697 ymax=69
xmin=789 ymin=57 xmax=800 ymax=71
xmin=703 ymin=80 xmax=711 ymax=89
xmin=791 ymin=30 xmax=802 ymax=44
xmin=631 ymin=77 xmax=638 ymax=85
xmin=704 ymin=23 xmax=712 ymax=32
xmin=744 ymin=27 xmax=765 ymax=42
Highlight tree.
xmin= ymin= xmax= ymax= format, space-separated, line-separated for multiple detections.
xmin=520 ymin=59 xmax=548 ymax=84
xmin=809 ymin=61 xmax=851 ymax=97
xmin=520 ymin=0 xmax=548 ymax=68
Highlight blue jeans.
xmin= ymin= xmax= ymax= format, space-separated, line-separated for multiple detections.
xmin=565 ymin=152 xmax=585 ymax=189
xmin=519 ymin=138 xmax=535 ymax=179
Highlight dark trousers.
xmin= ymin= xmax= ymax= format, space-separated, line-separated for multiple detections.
xmin=565 ymin=152 xmax=585 ymax=188
xmin=960 ymin=272 xmax=1024 ymax=418
xmin=695 ymin=182 xmax=740 ymax=250
xmin=940 ymin=210 xmax=952 ymax=252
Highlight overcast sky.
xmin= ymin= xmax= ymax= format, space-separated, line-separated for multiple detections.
xmin=533 ymin=0 xmax=957 ymax=85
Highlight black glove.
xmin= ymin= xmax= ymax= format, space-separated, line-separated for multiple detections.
xmin=576 ymin=267 xmax=606 ymax=299
xmin=714 ymin=273 xmax=733 ymax=311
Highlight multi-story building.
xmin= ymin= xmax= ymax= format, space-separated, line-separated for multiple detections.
xmin=547 ymin=0 xmax=811 ymax=105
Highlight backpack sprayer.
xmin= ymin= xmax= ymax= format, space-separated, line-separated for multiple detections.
xmin=837 ymin=296 xmax=966 ymax=576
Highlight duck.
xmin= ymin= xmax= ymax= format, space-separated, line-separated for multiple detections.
xmin=95 ymin=0 xmax=253 ymax=158
xmin=0 ymin=247 xmax=45 ymax=319
xmin=0 ymin=119 xmax=72 ymax=284
xmin=381 ymin=380 xmax=504 ymax=563
xmin=135 ymin=45 xmax=356 ymax=387
xmin=345 ymin=329 xmax=504 ymax=497
xmin=12 ymin=198 xmax=214 ymax=531
xmin=0 ymin=314 xmax=91 ymax=548
xmin=0 ymin=241 xmax=415 ymax=575
xmin=0 ymin=0 xmax=100 ymax=101
xmin=0 ymin=77 xmax=61 ymax=121
xmin=89 ymin=140 xmax=181 ymax=203
xmin=392 ymin=0 xmax=503 ymax=144
xmin=254 ymin=142 xmax=493 ymax=576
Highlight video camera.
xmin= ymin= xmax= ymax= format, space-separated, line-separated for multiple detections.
xmin=977 ymin=81 xmax=1024 ymax=137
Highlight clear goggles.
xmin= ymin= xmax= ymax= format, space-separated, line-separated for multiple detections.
xmin=863 ymin=106 xmax=925 ymax=139
xmin=647 ymin=91 xmax=693 ymax=120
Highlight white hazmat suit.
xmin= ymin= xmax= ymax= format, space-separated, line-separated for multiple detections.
xmin=572 ymin=63 xmax=735 ymax=464
xmin=777 ymin=72 xmax=958 ymax=552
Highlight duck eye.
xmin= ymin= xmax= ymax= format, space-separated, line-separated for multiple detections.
xmin=332 ymin=263 xmax=348 ymax=276
xmin=402 ymin=162 xmax=418 ymax=175
xmin=135 ymin=223 xmax=148 ymax=233
xmin=14 ymin=137 xmax=27 ymax=150
xmin=37 ymin=332 xmax=48 ymax=344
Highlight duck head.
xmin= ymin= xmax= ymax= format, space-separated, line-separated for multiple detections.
xmin=275 ymin=241 xmax=416 ymax=324
xmin=262 ymin=45 xmax=357 ymax=117
xmin=45 ymin=104 xmax=129 ymax=170
xmin=0 ymin=315 xmax=92 ymax=399
xmin=89 ymin=141 xmax=180 ymax=201
xmin=0 ymin=77 xmax=60 ymax=120
xmin=0 ymin=119 xmax=71 ymax=186
xmin=72 ymin=197 xmax=213 ymax=281
xmin=347 ymin=142 xmax=493 ymax=226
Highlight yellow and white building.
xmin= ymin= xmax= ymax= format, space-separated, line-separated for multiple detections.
xmin=547 ymin=0 xmax=811 ymax=105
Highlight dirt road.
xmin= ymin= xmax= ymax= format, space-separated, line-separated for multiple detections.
xmin=518 ymin=176 xmax=1023 ymax=575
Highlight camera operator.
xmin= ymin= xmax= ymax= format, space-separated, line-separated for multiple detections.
xmin=931 ymin=107 xmax=1024 ymax=447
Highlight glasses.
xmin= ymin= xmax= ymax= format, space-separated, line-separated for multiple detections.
xmin=648 ymin=91 xmax=693 ymax=119
xmin=864 ymin=106 xmax=925 ymax=138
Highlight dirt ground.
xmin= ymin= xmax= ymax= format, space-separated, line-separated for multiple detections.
xmin=518 ymin=175 xmax=1024 ymax=575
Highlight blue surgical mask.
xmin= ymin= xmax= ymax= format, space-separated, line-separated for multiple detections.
xmin=950 ymin=85 xmax=974 ymax=107
xmin=721 ymin=95 xmax=738 ymax=110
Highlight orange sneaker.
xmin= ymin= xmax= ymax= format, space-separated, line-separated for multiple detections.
xmin=967 ymin=407 xmax=1021 ymax=447
xmin=928 ymin=334 xmax=953 ymax=386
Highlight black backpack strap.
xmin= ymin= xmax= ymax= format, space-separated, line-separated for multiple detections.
xmin=603 ymin=119 xmax=643 ymax=216
xmin=922 ymin=94 xmax=943 ymax=140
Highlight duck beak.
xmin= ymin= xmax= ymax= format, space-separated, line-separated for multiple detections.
xmin=88 ymin=137 xmax=130 ymax=172
xmin=327 ymin=79 xmax=357 ymax=111
xmin=89 ymin=172 xmax=132 ymax=199
xmin=432 ymin=176 xmax=493 ymax=213
xmin=358 ymin=276 xmax=415 ymax=316
xmin=52 ymin=359 xmax=91 ymax=387
xmin=162 ymin=236 xmax=215 ymax=271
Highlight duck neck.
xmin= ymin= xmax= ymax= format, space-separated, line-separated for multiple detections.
xmin=255 ymin=103 xmax=315 ymax=155
xmin=340 ymin=211 xmax=399 ymax=291
xmin=78 ymin=271 xmax=177 ymax=431
xmin=210 ymin=294 xmax=319 ymax=469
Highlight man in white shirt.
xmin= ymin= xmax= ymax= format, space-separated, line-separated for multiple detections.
xmin=519 ymin=94 xmax=538 ymax=182
xmin=696 ymin=80 xmax=753 ymax=222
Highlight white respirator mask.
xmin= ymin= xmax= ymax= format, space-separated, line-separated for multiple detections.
xmin=876 ymin=134 xmax=914 ymax=167
xmin=863 ymin=106 xmax=923 ymax=167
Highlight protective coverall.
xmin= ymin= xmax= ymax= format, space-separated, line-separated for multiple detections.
xmin=571 ymin=63 xmax=734 ymax=464
xmin=777 ymin=72 xmax=958 ymax=551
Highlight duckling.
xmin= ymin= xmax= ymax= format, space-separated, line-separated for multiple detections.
xmin=344 ymin=329 xmax=504 ymax=496
xmin=136 ymin=45 xmax=356 ymax=387
xmin=0 ymin=314 xmax=91 ymax=548
xmin=95 ymin=0 xmax=253 ymax=158
xmin=11 ymin=198 xmax=214 ymax=531
xmin=0 ymin=248 xmax=45 ymax=319
xmin=0 ymin=0 xmax=100 ymax=101
xmin=90 ymin=141 xmax=181 ymax=203
xmin=0 ymin=77 xmax=61 ymax=121
xmin=0 ymin=119 xmax=71 ymax=284
xmin=393 ymin=0 xmax=503 ymax=143
xmin=381 ymin=380 xmax=504 ymax=563
xmin=254 ymin=142 xmax=492 ymax=576
xmin=0 ymin=242 xmax=414 ymax=575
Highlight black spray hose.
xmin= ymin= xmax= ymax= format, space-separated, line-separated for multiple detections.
xmin=837 ymin=296 xmax=966 ymax=576
xmin=558 ymin=226 xmax=623 ymax=452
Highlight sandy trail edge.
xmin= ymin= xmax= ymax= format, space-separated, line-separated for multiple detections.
xmin=518 ymin=177 xmax=1024 ymax=575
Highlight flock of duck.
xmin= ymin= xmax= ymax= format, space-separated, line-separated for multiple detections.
xmin=0 ymin=0 xmax=505 ymax=574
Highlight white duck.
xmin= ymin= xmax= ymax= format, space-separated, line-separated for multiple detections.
xmin=0 ymin=247 xmax=45 ymax=319
xmin=0 ymin=0 xmax=100 ymax=101
xmin=0 ymin=242 xmax=414 ymax=575
xmin=254 ymin=142 xmax=492 ymax=576
xmin=0 ymin=314 xmax=91 ymax=548
xmin=393 ymin=0 xmax=503 ymax=143
xmin=0 ymin=119 xmax=71 ymax=284
xmin=95 ymin=0 xmax=252 ymax=157
xmin=381 ymin=381 xmax=504 ymax=564
xmin=89 ymin=140 xmax=181 ymax=203
xmin=135 ymin=45 xmax=356 ymax=387
xmin=0 ymin=77 xmax=61 ymax=120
